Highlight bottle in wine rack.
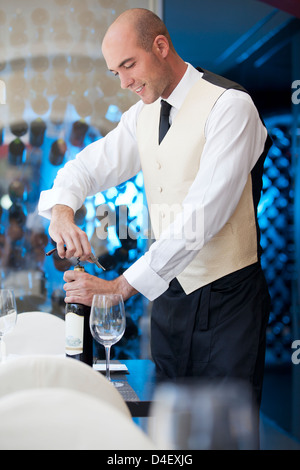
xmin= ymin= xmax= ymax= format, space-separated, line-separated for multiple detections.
xmin=49 ymin=138 xmax=67 ymax=165
xmin=8 ymin=138 xmax=25 ymax=165
xmin=70 ymin=119 xmax=89 ymax=147
xmin=29 ymin=118 xmax=46 ymax=147
xmin=8 ymin=180 xmax=25 ymax=203
xmin=10 ymin=120 xmax=28 ymax=138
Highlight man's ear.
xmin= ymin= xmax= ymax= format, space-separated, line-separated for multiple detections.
xmin=153 ymin=35 xmax=169 ymax=59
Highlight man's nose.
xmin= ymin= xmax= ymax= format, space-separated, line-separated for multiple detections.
xmin=120 ymin=73 xmax=134 ymax=90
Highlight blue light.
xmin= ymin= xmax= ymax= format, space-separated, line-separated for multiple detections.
xmin=262 ymin=174 xmax=272 ymax=189
xmin=85 ymin=200 xmax=96 ymax=221
xmin=258 ymin=186 xmax=280 ymax=215
xmin=269 ymin=146 xmax=282 ymax=158
xmin=105 ymin=105 xmax=122 ymax=123
xmin=115 ymin=181 xmax=138 ymax=206
xmin=134 ymin=172 xmax=144 ymax=189
xmin=94 ymin=192 xmax=106 ymax=206
xmin=214 ymin=10 xmax=278 ymax=65
xmin=106 ymin=187 xmax=118 ymax=200
xmin=106 ymin=225 xmax=121 ymax=252
xmin=236 ymin=19 xmax=291 ymax=65
xmin=128 ymin=192 xmax=144 ymax=218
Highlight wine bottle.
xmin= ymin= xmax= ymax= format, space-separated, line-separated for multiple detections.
xmin=10 ymin=120 xmax=28 ymax=137
xmin=29 ymin=118 xmax=46 ymax=147
xmin=8 ymin=203 xmax=26 ymax=226
xmin=70 ymin=119 xmax=89 ymax=147
xmin=49 ymin=138 xmax=67 ymax=165
xmin=65 ymin=263 xmax=93 ymax=366
xmin=8 ymin=180 xmax=25 ymax=203
xmin=8 ymin=138 xmax=25 ymax=165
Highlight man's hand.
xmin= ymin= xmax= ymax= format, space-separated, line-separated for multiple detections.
xmin=63 ymin=270 xmax=138 ymax=306
xmin=49 ymin=205 xmax=92 ymax=261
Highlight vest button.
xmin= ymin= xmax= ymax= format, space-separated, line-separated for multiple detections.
xmin=157 ymin=186 xmax=163 ymax=193
xmin=156 ymin=161 xmax=161 ymax=170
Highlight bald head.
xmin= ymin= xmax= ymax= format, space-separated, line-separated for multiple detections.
xmin=103 ymin=8 xmax=174 ymax=53
xmin=101 ymin=8 xmax=187 ymax=103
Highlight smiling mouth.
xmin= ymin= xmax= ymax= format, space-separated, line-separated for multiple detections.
xmin=135 ymin=85 xmax=145 ymax=94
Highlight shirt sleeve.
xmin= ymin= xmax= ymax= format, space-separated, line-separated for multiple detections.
xmin=124 ymin=90 xmax=268 ymax=300
xmin=38 ymin=101 xmax=143 ymax=220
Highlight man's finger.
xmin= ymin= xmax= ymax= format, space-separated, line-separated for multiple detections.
xmin=57 ymin=240 xmax=68 ymax=258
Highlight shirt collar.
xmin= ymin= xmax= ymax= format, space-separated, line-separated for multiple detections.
xmin=164 ymin=63 xmax=203 ymax=111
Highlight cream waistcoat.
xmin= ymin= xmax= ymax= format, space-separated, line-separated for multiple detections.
xmin=136 ymin=78 xmax=258 ymax=294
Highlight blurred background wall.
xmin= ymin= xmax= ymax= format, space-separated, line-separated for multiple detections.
xmin=0 ymin=0 xmax=156 ymax=363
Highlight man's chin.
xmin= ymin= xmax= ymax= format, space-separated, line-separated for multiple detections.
xmin=139 ymin=95 xmax=159 ymax=105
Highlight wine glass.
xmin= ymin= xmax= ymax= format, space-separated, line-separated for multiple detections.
xmin=0 ymin=289 xmax=17 ymax=363
xmin=149 ymin=379 xmax=259 ymax=450
xmin=90 ymin=294 xmax=126 ymax=387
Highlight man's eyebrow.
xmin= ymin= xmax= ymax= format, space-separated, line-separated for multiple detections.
xmin=109 ymin=57 xmax=135 ymax=71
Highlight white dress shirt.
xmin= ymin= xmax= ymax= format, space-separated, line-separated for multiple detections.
xmin=38 ymin=63 xmax=268 ymax=301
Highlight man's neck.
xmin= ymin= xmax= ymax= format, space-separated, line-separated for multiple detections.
xmin=161 ymin=57 xmax=188 ymax=99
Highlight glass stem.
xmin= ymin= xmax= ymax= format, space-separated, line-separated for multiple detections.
xmin=105 ymin=345 xmax=111 ymax=381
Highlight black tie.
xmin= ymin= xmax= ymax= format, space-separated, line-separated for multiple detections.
xmin=159 ymin=100 xmax=172 ymax=144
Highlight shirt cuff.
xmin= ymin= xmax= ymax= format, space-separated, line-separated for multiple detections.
xmin=123 ymin=256 xmax=169 ymax=301
xmin=38 ymin=188 xmax=82 ymax=220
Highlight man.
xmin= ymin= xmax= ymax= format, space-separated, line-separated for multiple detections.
xmin=39 ymin=8 xmax=271 ymax=408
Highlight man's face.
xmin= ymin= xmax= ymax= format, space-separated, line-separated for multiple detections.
xmin=102 ymin=25 xmax=170 ymax=104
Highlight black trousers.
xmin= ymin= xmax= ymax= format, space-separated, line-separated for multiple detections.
xmin=151 ymin=262 xmax=271 ymax=409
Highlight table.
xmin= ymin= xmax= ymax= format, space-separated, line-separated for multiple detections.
xmin=98 ymin=359 xmax=157 ymax=417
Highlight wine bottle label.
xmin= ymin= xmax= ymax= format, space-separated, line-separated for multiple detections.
xmin=65 ymin=312 xmax=84 ymax=355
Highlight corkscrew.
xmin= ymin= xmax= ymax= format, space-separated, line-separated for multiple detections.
xmin=46 ymin=247 xmax=106 ymax=271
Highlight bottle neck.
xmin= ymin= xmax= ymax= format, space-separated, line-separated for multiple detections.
xmin=74 ymin=266 xmax=85 ymax=272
